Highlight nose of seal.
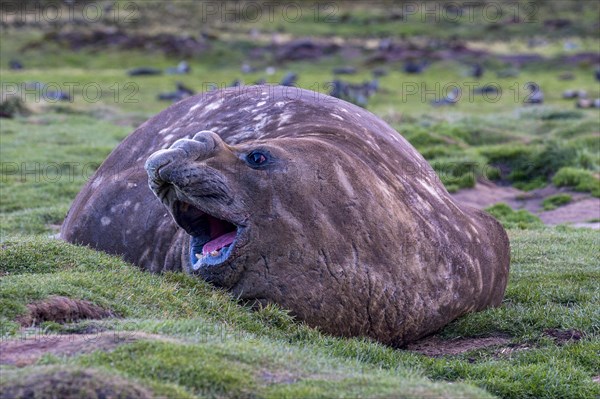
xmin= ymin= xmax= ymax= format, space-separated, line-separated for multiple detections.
xmin=145 ymin=130 xmax=224 ymax=182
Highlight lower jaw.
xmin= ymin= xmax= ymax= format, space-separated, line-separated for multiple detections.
xmin=192 ymin=242 xmax=235 ymax=270
xmin=189 ymin=233 xmax=241 ymax=271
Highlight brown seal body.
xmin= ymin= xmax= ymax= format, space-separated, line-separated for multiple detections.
xmin=61 ymin=86 xmax=509 ymax=346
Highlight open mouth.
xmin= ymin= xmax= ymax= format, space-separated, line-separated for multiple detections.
xmin=171 ymin=200 xmax=240 ymax=270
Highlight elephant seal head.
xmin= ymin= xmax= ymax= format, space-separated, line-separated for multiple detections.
xmin=143 ymin=127 xmax=393 ymax=305
xmin=145 ymin=131 xmax=249 ymax=287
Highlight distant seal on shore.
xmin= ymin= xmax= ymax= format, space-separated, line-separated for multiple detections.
xmin=61 ymin=85 xmax=510 ymax=346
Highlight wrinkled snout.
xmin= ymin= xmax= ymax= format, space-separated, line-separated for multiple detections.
xmin=145 ymin=130 xmax=225 ymax=183
xmin=144 ymin=130 xmax=235 ymax=208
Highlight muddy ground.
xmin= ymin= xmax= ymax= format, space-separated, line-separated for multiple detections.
xmin=452 ymin=180 xmax=600 ymax=229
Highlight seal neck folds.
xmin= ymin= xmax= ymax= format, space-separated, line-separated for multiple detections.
xmin=172 ymin=200 xmax=239 ymax=270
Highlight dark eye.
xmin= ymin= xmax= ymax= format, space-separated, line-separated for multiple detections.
xmin=246 ymin=151 xmax=268 ymax=167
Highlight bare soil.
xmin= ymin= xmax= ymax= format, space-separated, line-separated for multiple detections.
xmin=406 ymin=335 xmax=511 ymax=357
xmin=407 ymin=328 xmax=584 ymax=358
xmin=0 ymin=332 xmax=138 ymax=367
xmin=452 ymin=180 xmax=600 ymax=229
xmin=542 ymin=328 xmax=584 ymax=344
xmin=16 ymin=296 xmax=115 ymax=327
xmin=0 ymin=331 xmax=180 ymax=367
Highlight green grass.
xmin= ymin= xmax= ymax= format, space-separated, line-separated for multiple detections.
xmin=0 ymin=114 xmax=129 ymax=215
xmin=542 ymin=193 xmax=573 ymax=210
xmin=1 ymin=2 xmax=599 ymax=398
xmin=552 ymin=167 xmax=600 ymax=197
xmin=1 ymin=230 xmax=598 ymax=398
xmin=485 ymin=203 xmax=544 ymax=230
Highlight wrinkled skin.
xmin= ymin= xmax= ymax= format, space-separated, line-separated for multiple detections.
xmin=62 ymin=86 xmax=510 ymax=346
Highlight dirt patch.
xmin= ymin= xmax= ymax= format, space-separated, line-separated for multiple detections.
xmin=561 ymin=52 xmax=600 ymax=65
xmin=504 ymin=184 xmax=594 ymax=215
xmin=0 ymin=331 xmax=180 ymax=367
xmin=407 ymin=333 xmax=593 ymax=360
xmin=543 ymin=328 xmax=584 ymax=344
xmin=0 ymin=332 xmax=139 ymax=367
xmin=273 ymin=38 xmax=340 ymax=62
xmin=0 ymin=367 xmax=153 ymax=399
xmin=452 ymin=180 xmax=599 ymax=228
xmin=366 ymin=40 xmax=485 ymax=64
xmin=538 ymin=198 xmax=600 ymax=226
xmin=451 ymin=180 xmax=524 ymax=209
xmin=491 ymin=329 xmax=584 ymax=358
xmin=25 ymin=28 xmax=210 ymax=57
xmin=16 ymin=296 xmax=115 ymax=327
xmin=406 ymin=335 xmax=511 ymax=357
xmin=499 ymin=53 xmax=545 ymax=66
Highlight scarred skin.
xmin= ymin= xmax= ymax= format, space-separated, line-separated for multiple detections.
xmin=61 ymin=85 xmax=510 ymax=347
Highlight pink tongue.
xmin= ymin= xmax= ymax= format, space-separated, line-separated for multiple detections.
xmin=202 ymin=232 xmax=237 ymax=255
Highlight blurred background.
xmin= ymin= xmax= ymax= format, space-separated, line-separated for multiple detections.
xmin=1 ymin=0 xmax=599 ymax=232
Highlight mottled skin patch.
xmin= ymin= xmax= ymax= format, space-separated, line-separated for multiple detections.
xmin=61 ymin=86 xmax=510 ymax=346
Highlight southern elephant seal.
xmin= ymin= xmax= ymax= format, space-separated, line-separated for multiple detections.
xmin=61 ymin=85 xmax=510 ymax=346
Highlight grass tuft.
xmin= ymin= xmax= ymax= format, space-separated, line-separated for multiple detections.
xmin=485 ymin=203 xmax=544 ymax=229
xmin=542 ymin=194 xmax=573 ymax=211
xmin=552 ymin=167 xmax=600 ymax=197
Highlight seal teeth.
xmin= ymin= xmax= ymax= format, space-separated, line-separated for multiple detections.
xmin=195 ymin=250 xmax=220 ymax=260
